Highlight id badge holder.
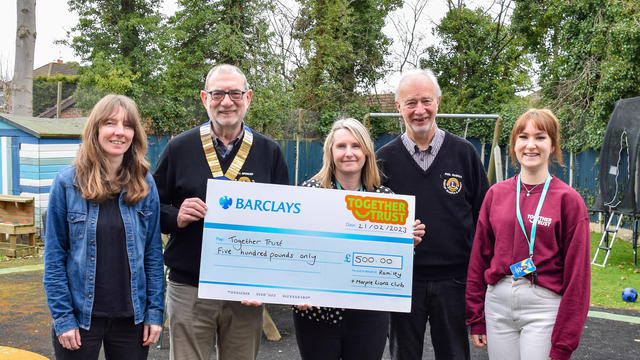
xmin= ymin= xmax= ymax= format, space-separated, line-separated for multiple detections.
xmin=509 ymin=257 xmax=536 ymax=279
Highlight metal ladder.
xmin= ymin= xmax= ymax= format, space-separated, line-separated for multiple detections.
xmin=592 ymin=211 xmax=624 ymax=267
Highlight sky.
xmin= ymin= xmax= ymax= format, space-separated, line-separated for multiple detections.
xmin=1 ymin=1 xmax=79 ymax=77
xmin=0 ymin=0 xmax=492 ymax=90
xmin=0 ymin=0 xmax=178 ymax=79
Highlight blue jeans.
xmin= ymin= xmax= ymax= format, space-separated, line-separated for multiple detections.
xmin=390 ymin=276 xmax=470 ymax=360
xmin=51 ymin=317 xmax=148 ymax=360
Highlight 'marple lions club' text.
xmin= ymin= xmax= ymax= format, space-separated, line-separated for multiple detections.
xmin=344 ymin=195 xmax=408 ymax=225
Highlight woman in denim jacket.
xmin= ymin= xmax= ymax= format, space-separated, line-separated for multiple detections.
xmin=43 ymin=94 xmax=164 ymax=360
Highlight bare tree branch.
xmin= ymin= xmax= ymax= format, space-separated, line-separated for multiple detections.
xmin=388 ymin=0 xmax=430 ymax=73
xmin=0 ymin=53 xmax=12 ymax=82
xmin=266 ymin=0 xmax=303 ymax=81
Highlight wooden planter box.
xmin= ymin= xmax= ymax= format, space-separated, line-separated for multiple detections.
xmin=0 ymin=195 xmax=37 ymax=257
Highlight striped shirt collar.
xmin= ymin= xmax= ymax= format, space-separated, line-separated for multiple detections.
xmin=401 ymin=127 xmax=445 ymax=155
xmin=401 ymin=128 xmax=445 ymax=170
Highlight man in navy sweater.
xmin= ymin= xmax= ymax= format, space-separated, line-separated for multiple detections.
xmin=376 ymin=69 xmax=489 ymax=360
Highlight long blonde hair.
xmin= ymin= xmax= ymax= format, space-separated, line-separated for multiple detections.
xmin=313 ymin=118 xmax=381 ymax=191
xmin=73 ymin=94 xmax=150 ymax=204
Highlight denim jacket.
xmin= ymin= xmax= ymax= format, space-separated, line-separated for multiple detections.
xmin=43 ymin=166 xmax=164 ymax=335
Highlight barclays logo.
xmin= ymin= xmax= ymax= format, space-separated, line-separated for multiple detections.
xmin=235 ymin=197 xmax=301 ymax=214
xmin=219 ymin=196 xmax=233 ymax=209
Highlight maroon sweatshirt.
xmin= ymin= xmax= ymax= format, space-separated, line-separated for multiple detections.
xmin=466 ymin=176 xmax=591 ymax=360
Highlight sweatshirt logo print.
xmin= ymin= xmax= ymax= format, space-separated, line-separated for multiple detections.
xmin=344 ymin=195 xmax=409 ymax=225
xmin=442 ymin=172 xmax=462 ymax=194
xmin=527 ymin=214 xmax=552 ymax=227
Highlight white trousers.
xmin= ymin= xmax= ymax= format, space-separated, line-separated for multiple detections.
xmin=485 ymin=276 xmax=561 ymax=360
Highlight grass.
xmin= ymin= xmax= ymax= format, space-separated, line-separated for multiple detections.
xmin=590 ymin=232 xmax=640 ymax=310
xmin=0 ymin=251 xmax=42 ymax=269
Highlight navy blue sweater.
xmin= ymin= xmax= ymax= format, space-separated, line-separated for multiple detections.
xmin=154 ymin=125 xmax=289 ymax=286
xmin=376 ymin=131 xmax=489 ymax=280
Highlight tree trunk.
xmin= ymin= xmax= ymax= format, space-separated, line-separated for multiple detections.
xmin=12 ymin=0 xmax=36 ymax=116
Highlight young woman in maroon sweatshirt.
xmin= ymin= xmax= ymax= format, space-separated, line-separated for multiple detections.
xmin=466 ymin=109 xmax=591 ymax=360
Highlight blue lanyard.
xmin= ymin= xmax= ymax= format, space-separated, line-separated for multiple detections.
xmin=516 ymin=174 xmax=552 ymax=257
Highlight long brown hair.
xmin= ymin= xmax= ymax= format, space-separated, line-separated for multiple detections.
xmin=313 ymin=118 xmax=381 ymax=191
xmin=73 ymin=94 xmax=150 ymax=204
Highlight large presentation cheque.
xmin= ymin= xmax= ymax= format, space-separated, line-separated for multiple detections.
xmin=198 ymin=180 xmax=415 ymax=312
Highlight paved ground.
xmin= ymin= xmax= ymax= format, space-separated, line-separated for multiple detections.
xmin=1 ymin=264 xmax=639 ymax=359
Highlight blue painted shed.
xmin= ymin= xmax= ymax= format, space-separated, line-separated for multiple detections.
xmin=0 ymin=114 xmax=86 ymax=229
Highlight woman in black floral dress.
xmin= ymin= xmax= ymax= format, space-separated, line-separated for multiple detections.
xmin=293 ymin=118 xmax=425 ymax=360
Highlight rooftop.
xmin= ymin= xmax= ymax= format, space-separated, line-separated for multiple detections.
xmin=32 ymin=61 xmax=78 ymax=78
xmin=0 ymin=113 xmax=86 ymax=138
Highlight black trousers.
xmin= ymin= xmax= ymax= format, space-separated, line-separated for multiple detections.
xmin=52 ymin=317 xmax=149 ymax=360
xmin=294 ymin=308 xmax=389 ymax=360
xmin=389 ymin=276 xmax=470 ymax=360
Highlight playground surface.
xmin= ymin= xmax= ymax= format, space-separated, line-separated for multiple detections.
xmin=1 ymin=260 xmax=639 ymax=359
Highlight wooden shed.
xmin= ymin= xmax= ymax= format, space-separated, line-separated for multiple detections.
xmin=0 ymin=114 xmax=86 ymax=230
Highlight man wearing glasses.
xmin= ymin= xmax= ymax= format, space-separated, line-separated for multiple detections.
xmin=154 ymin=64 xmax=289 ymax=360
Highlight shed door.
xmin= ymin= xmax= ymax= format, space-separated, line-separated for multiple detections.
xmin=0 ymin=136 xmax=14 ymax=195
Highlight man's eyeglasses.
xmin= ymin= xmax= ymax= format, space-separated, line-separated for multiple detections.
xmin=205 ymin=90 xmax=248 ymax=102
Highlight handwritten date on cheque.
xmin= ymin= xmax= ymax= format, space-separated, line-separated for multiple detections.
xmin=353 ymin=223 xmax=407 ymax=233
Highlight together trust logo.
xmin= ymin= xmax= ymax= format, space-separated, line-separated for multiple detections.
xmin=345 ymin=195 xmax=408 ymax=225
xmin=219 ymin=196 xmax=233 ymax=209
